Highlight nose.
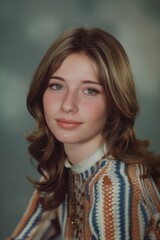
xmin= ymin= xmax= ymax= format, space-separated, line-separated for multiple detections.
xmin=62 ymin=90 xmax=78 ymax=113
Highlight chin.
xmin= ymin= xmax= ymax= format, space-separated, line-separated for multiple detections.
xmin=55 ymin=136 xmax=77 ymax=144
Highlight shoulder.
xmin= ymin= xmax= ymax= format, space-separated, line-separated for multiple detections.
xmin=94 ymin=158 xmax=147 ymax=185
xmin=90 ymin=159 xmax=160 ymax=210
xmin=87 ymin=159 xmax=160 ymax=239
xmin=89 ymin=159 xmax=160 ymax=202
xmin=90 ymin=158 xmax=142 ymax=187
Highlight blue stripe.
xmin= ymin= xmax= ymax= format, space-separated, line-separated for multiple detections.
xmin=23 ymin=205 xmax=43 ymax=238
xmin=115 ymin=161 xmax=126 ymax=240
xmin=80 ymin=172 xmax=84 ymax=181
xmin=85 ymin=169 xmax=89 ymax=179
xmin=100 ymin=160 xmax=106 ymax=169
xmin=146 ymin=192 xmax=157 ymax=214
xmin=91 ymin=236 xmax=97 ymax=240
xmin=140 ymin=201 xmax=149 ymax=233
xmin=144 ymin=235 xmax=152 ymax=240
xmin=90 ymin=165 xmax=95 ymax=174
xmin=91 ymin=182 xmax=100 ymax=239
xmin=61 ymin=199 xmax=66 ymax=227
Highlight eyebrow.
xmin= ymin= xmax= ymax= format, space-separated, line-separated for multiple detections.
xmin=50 ymin=76 xmax=102 ymax=86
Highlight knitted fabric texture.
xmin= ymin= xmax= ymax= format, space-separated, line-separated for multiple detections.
xmin=8 ymin=147 xmax=160 ymax=240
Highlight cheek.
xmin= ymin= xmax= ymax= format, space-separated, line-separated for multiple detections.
xmin=84 ymin=102 xmax=107 ymax=122
xmin=43 ymin=92 xmax=58 ymax=115
xmin=43 ymin=95 xmax=50 ymax=117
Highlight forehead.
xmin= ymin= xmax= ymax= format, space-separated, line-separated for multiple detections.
xmin=52 ymin=52 xmax=100 ymax=81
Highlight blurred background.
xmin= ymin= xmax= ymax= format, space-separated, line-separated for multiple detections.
xmin=1 ymin=0 xmax=160 ymax=238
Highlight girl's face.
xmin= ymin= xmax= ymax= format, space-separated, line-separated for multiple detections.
xmin=43 ymin=52 xmax=107 ymax=150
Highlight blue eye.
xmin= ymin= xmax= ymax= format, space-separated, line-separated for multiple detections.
xmin=84 ymin=88 xmax=99 ymax=95
xmin=49 ymin=83 xmax=63 ymax=91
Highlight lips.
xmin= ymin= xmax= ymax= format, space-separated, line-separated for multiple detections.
xmin=56 ymin=118 xmax=82 ymax=128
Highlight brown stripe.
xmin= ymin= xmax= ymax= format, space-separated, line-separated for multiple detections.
xmin=127 ymin=164 xmax=141 ymax=239
xmin=11 ymin=191 xmax=39 ymax=238
xmin=103 ymin=175 xmax=115 ymax=239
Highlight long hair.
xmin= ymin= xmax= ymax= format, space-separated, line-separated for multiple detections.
xmin=26 ymin=27 xmax=160 ymax=210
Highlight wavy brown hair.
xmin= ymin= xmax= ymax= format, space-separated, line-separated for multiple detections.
xmin=26 ymin=27 xmax=160 ymax=210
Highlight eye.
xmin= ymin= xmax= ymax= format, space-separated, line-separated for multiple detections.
xmin=83 ymin=88 xmax=99 ymax=96
xmin=49 ymin=83 xmax=63 ymax=91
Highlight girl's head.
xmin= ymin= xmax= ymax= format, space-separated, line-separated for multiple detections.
xmin=27 ymin=27 xmax=139 ymax=161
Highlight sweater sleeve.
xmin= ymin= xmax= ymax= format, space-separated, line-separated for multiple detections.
xmin=7 ymin=191 xmax=61 ymax=240
xmin=88 ymin=160 xmax=160 ymax=239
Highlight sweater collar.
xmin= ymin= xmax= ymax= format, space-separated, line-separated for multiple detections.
xmin=65 ymin=143 xmax=107 ymax=175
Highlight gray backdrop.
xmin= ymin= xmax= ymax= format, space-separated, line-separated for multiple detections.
xmin=1 ymin=0 xmax=160 ymax=239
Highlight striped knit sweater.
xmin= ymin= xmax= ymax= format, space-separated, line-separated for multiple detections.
xmin=8 ymin=147 xmax=160 ymax=239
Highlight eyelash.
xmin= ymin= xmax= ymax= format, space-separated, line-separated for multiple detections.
xmin=48 ymin=83 xmax=63 ymax=91
xmin=83 ymin=88 xmax=99 ymax=96
xmin=48 ymin=83 xmax=99 ymax=96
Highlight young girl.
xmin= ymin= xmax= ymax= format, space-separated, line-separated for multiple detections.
xmin=8 ymin=27 xmax=160 ymax=239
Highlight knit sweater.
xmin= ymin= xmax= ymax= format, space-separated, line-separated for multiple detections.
xmin=8 ymin=146 xmax=160 ymax=239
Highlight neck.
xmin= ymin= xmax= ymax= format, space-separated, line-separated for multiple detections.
xmin=64 ymin=138 xmax=104 ymax=165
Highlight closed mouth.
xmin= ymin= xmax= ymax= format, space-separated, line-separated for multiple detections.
xmin=56 ymin=119 xmax=82 ymax=124
xmin=56 ymin=118 xmax=82 ymax=128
